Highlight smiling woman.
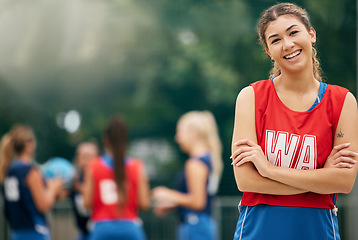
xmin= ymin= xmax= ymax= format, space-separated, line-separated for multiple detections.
xmin=263 ymin=15 xmax=317 ymax=84
xmin=231 ymin=3 xmax=358 ymax=240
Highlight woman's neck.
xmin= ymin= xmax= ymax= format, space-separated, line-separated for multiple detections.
xmin=273 ymin=70 xmax=321 ymax=112
xmin=275 ymin=70 xmax=318 ymax=94
xmin=187 ymin=142 xmax=209 ymax=157
xmin=17 ymin=153 xmax=32 ymax=163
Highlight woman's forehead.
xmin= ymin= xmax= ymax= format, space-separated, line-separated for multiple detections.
xmin=265 ymin=15 xmax=304 ymax=35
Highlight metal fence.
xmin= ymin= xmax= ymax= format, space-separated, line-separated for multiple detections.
xmin=1 ymin=195 xmax=358 ymax=240
xmin=0 ymin=196 xmax=241 ymax=240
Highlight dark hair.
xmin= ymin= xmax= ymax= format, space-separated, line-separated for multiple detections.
xmin=257 ymin=3 xmax=322 ymax=81
xmin=103 ymin=116 xmax=127 ymax=203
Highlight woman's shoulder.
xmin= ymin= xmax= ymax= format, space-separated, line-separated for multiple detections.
xmin=235 ymin=80 xmax=271 ymax=110
xmin=185 ymin=157 xmax=209 ymax=171
xmin=326 ymin=83 xmax=350 ymax=93
xmin=325 ymin=83 xmax=351 ymax=103
xmin=187 ymin=154 xmax=211 ymax=168
xmin=249 ymin=79 xmax=272 ymax=87
xmin=237 ymin=79 xmax=271 ymax=99
xmin=9 ymin=160 xmax=34 ymax=173
xmin=126 ymin=157 xmax=144 ymax=170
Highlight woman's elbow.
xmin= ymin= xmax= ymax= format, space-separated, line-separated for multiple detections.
xmin=344 ymin=169 xmax=358 ymax=193
xmin=36 ymin=201 xmax=52 ymax=214
xmin=335 ymin=172 xmax=357 ymax=194
xmin=83 ymin=198 xmax=91 ymax=209
xmin=190 ymin=199 xmax=206 ymax=211
xmin=235 ymin=177 xmax=251 ymax=193
xmin=341 ymin=180 xmax=355 ymax=194
xmin=37 ymin=206 xmax=50 ymax=214
xmin=139 ymin=200 xmax=151 ymax=211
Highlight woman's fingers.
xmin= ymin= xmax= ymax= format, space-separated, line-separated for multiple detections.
xmin=333 ymin=156 xmax=357 ymax=165
xmin=234 ymin=139 xmax=256 ymax=147
xmin=335 ymin=149 xmax=358 ymax=158
xmin=336 ymin=162 xmax=354 ymax=169
xmin=232 ymin=151 xmax=253 ymax=167
xmin=330 ymin=150 xmax=358 ymax=166
xmin=329 ymin=143 xmax=351 ymax=157
xmin=334 ymin=142 xmax=351 ymax=151
xmin=231 ymin=139 xmax=259 ymax=163
xmin=231 ymin=146 xmax=253 ymax=161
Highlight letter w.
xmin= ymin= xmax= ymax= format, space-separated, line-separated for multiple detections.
xmin=265 ymin=130 xmax=300 ymax=168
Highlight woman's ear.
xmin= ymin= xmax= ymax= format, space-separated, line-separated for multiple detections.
xmin=265 ymin=48 xmax=273 ymax=60
xmin=310 ymin=27 xmax=316 ymax=44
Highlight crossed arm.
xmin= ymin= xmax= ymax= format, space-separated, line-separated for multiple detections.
xmin=231 ymin=87 xmax=358 ymax=195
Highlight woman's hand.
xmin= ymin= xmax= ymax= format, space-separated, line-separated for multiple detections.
xmin=231 ymin=139 xmax=273 ymax=178
xmin=152 ymin=186 xmax=176 ymax=217
xmin=46 ymin=177 xmax=65 ymax=196
xmin=153 ymin=201 xmax=176 ymax=217
xmin=324 ymin=143 xmax=357 ymax=169
xmin=152 ymin=186 xmax=173 ymax=202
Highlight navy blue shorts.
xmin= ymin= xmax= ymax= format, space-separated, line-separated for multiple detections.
xmin=90 ymin=220 xmax=146 ymax=240
xmin=234 ymin=205 xmax=340 ymax=240
xmin=177 ymin=213 xmax=217 ymax=240
xmin=11 ymin=230 xmax=50 ymax=240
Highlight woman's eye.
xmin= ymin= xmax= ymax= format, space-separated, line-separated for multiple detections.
xmin=290 ymin=30 xmax=299 ymax=36
xmin=271 ymin=38 xmax=280 ymax=44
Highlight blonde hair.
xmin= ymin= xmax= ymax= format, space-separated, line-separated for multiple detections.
xmin=178 ymin=111 xmax=223 ymax=180
xmin=257 ymin=3 xmax=323 ymax=81
xmin=0 ymin=124 xmax=35 ymax=183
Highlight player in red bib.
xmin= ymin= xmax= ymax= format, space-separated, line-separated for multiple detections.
xmin=83 ymin=116 xmax=150 ymax=240
xmin=231 ymin=3 xmax=358 ymax=240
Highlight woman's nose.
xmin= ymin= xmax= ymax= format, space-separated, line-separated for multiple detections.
xmin=282 ymin=37 xmax=295 ymax=51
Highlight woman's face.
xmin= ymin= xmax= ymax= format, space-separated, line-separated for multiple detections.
xmin=264 ymin=15 xmax=316 ymax=74
xmin=76 ymin=145 xmax=98 ymax=170
xmin=175 ymin=120 xmax=197 ymax=153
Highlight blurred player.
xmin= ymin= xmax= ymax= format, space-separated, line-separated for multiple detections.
xmin=152 ymin=111 xmax=223 ymax=240
xmin=83 ymin=116 xmax=150 ymax=240
xmin=70 ymin=142 xmax=99 ymax=240
xmin=0 ymin=124 xmax=63 ymax=240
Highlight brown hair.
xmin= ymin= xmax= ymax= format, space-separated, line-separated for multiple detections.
xmin=0 ymin=124 xmax=35 ymax=183
xmin=257 ymin=3 xmax=322 ymax=81
xmin=103 ymin=116 xmax=127 ymax=203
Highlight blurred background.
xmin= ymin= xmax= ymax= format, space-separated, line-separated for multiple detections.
xmin=0 ymin=0 xmax=356 ymax=239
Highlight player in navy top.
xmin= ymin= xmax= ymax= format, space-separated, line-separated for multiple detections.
xmin=70 ymin=142 xmax=99 ymax=240
xmin=175 ymin=154 xmax=214 ymax=222
xmin=0 ymin=124 xmax=64 ymax=240
xmin=153 ymin=111 xmax=223 ymax=240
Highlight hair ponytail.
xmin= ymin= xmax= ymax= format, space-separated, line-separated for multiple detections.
xmin=0 ymin=134 xmax=14 ymax=183
xmin=203 ymin=111 xmax=223 ymax=179
xmin=103 ymin=117 xmax=127 ymax=204
xmin=179 ymin=111 xmax=223 ymax=194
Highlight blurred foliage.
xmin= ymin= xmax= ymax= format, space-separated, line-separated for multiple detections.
xmin=0 ymin=0 xmax=355 ymax=195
